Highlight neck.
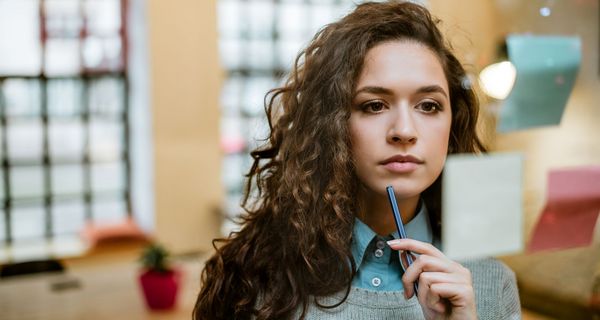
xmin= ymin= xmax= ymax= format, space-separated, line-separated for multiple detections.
xmin=358 ymin=188 xmax=420 ymax=236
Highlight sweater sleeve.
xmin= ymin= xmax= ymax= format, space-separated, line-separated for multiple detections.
xmin=500 ymin=263 xmax=521 ymax=320
xmin=463 ymin=258 xmax=522 ymax=320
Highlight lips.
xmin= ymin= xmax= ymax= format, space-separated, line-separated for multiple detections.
xmin=379 ymin=154 xmax=424 ymax=165
xmin=379 ymin=154 xmax=424 ymax=173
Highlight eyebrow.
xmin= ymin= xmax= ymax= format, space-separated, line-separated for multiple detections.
xmin=353 ymin=85 xmax=448 ymax=99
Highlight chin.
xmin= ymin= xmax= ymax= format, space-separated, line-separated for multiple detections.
xmin=387 ymin=187 xmax=422 ymax=199
xmin=356 ymin=171 xmax=436 ymax=199
xmin=380 ymin=180 xmax=429 ymax=198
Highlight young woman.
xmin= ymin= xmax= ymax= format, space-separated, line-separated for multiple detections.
xmin=194 ymin=1 xmax=520 ymax=319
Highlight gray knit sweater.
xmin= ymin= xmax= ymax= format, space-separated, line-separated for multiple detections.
xmin=297 ymin=258 xmax=521 ymax=320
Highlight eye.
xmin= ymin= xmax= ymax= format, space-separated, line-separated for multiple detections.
xmin=361 ymin=101 xmax=386 ymax=113
xmin=417 ymin=100 xmax=442 ymax=113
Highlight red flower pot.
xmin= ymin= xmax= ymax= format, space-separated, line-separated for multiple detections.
xmin=139 ymin=268 xmax=181 ymax=310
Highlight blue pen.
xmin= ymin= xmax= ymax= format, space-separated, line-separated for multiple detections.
xmin=386 ymin=185 xmax=419 ymax=295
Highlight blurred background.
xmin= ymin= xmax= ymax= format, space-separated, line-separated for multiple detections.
xmin=0 ymin=0 xmax=598 ymax=319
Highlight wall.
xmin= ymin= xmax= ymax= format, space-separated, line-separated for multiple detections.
xmin=147 ymin=0 xmax=223 ymax=253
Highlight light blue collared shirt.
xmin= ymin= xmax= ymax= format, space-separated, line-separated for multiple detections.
xmin=351 ymin=202 xmax=435 ymax=291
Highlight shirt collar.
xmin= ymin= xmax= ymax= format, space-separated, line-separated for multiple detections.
xmin=351 ymin=201 xmax=433 ymax=268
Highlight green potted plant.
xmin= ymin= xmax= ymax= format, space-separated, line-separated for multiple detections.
xmin=138 ymin=243 xmax=181 ymax=310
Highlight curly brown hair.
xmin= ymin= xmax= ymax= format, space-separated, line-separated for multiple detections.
xmin=194 ymin=1 xmax=486 ymax=319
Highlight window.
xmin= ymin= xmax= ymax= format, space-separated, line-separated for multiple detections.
xmin=217 ymin=0 xmax=368 ymax=234
xmin=0 ymin=0 xmax=131 ymax=261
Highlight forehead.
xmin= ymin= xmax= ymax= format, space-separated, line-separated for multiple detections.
xmin=357 ymin=40 xmax=448 ymax=93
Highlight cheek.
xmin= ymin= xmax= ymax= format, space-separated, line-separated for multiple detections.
xmin=440 ymin=129 xmax=451 ymax=164
xmin=436 ymin=130 xmax=451 ymax=154
xmin=348 ymin=121 xmax=375 ymax=172
xmin=426 ymin=119 xmax=452 ymax=161
xmin=424 ymin=128 xmax=450 ymax=181
xmin=349 ymin=120 xmax=369 ymax=151
xmin=350 ymin=135 xmax=369 ymax=168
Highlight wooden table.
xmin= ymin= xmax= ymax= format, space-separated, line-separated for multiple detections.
xmin=0 ymin=243 xmax=206 ymax=320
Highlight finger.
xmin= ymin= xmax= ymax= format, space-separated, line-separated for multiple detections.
xmin=387 ymin=238 xmax=445 ymax=258
xmin=400 ymin=251 xmax=420 ymax=297
xmin=419 ymin=271 xmax=465 ymax=288
xmin=432 ymin=301 xmax=448 ymax=314
xmin=410 ymin=271 xmax=462 ymax=302
xmin=400 ymin=251 xmax=415 ymax=272
xmin=402 ymin=254 xmax=455 ymax=294
xmin=429 ymin=283 xmax=476 ymax=308
xmin=416 ymin=277 xmax=447 ymax=315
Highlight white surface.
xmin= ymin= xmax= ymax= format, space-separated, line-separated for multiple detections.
xmin=442 ymin=153 xmax=523 ymax=260
xmin=0 ymin=235 xmax=88 ymax=264
xmin=129 ymin=0 xmax=154 ymax=234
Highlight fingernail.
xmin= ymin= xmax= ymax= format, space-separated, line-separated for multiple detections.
xmin=403 ymin=291 xmax=409 ymax=300
xmin=386 ymin=239 xmax=402 ymax=246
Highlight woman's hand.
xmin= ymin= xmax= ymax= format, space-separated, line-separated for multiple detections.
xmin=387 ymin=239 xmax=477 ymax=320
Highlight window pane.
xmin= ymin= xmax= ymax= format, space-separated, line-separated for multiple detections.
xmin=48 ymin=79 xmax=83 ymax=117
xmin=45 ymin=38 xmax=81 ymax=76
xmin=11 ymin=167 xmax=45 ymax=199
xmin=220 ymin=115 xmax=245 ymax=154
xmin=217 ymin=0 xmax=244 ymax=38
xmin=51 ymin=165 xmax=84 ymax=196
xmin=91 ymin=162 xmax=124 ymax=192
xmin=2 ymin=79 xmax=41 ymax=117
xmin=11 ymin=206 xmax=45 ymax=241
xmin=220 ymin=76 xmax=243 ymax=115
xmin=334 ymin=1 xmax=357 ymax=18
xmin=247 ymin=39 xmax=274 ymax=70
xmin=83 ymin=36 xmax=123 ymax=71
xmin=44 ymin=0 xmax=82 ymax=37
xmin=277 ymin=2 xmax=307 ymax=40
xmin=309 ymin=4 xmax=337 ymax=36
xmin=8 ymin=119 xmax=44 ymax=161
xmin=52 ymin=200 xmax=85 ymax=235
xmin=308 ymin=0 xmax=338 ymax=4
xmin=92 ymin=198 xmax=126 ymax=225
xmin=277 ymin=40 xmax=304 ymax=70
xmin=90 ymin=120 xmax=123 ymax=161
xmin=219 ymin=39 xmax=243 ymax=70
xmin=0 ymin=0 xmax=42 ymax=75
xmin=89 ymin=77 xmax=124 ymax=116
xmin=49 ymin=119 xmax=85 ymax=160
xmin=222 ymin=153 xmax=246 ymax=193
xmin=245 ymin=115 xmax=270 ymax=151
xmin=223 ymin=192 xmax=244 ymax=220
xmin=248 ymin=1 xmax=274 ymax=38
xmin=85 ymin=0 xmax=121 ymax=35
xmin=242 ymin=76 xmax=277 ymax=116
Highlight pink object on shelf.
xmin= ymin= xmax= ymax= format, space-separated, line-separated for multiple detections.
xmin=528 ymin=166 xmax=600 ymax=252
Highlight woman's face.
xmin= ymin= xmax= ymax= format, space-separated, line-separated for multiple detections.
xmin=349 ymin=40 xmax=452 ymax=199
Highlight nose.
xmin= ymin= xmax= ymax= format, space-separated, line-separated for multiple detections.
xmin=387 ymin=107 xmax=417 ymax=144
